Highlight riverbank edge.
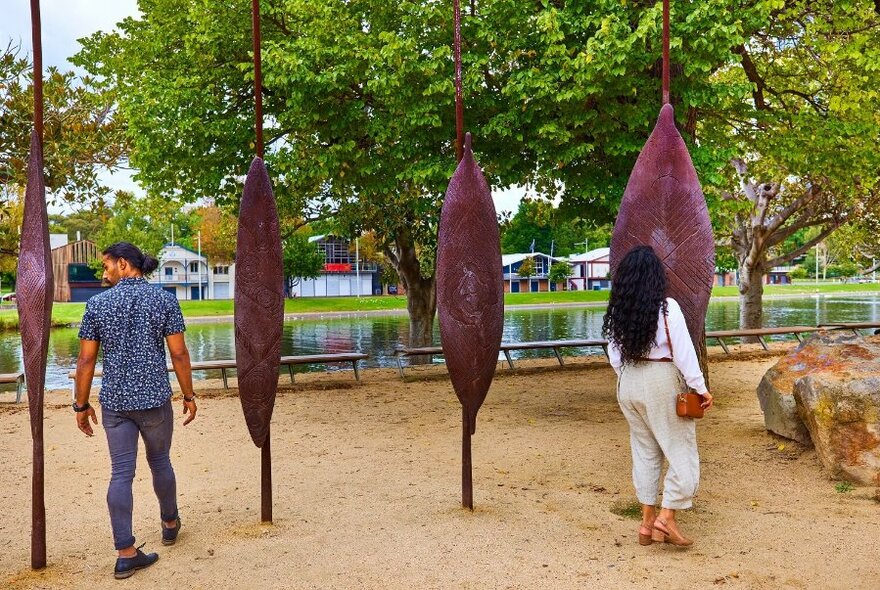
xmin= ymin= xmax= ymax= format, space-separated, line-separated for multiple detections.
xmin=0 ymin=345 xmax=791 ymax=404
xmin=2 ymin=289 xmax=880 ymax=330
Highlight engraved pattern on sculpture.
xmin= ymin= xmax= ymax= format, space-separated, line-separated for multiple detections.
xmin=437 ymin=136 xmax=504 ymax=434
xmin=18 ymin=131 xmax=54 ymax=425
xmin=235 ymin=158 xmax=284 ymax=448
xmin=611 ymin=105 xmax=714 ymax=357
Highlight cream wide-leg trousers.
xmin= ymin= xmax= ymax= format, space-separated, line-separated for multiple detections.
xmin=616 ymin=361 xmax=700 ymax=509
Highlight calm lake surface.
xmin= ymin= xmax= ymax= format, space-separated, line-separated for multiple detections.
xmin=2 ymin=294 xmax=880 ymax=392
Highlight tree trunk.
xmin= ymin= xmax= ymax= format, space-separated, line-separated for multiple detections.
xmin=738 ymin=259 xmax=765 ymax=336
xmin=386 ymin=229 xmax=436 ymax=364
xmin=405 ymin=274 xmax=436 ymax=357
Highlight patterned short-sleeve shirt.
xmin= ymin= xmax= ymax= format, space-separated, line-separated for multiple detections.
xmin=78 ymin=277 xmax=186 ymax=411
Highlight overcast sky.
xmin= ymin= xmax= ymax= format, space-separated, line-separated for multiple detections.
xmin=2 ymin=0 xmax=528 ymax=215
xmin=2 ymin=0 xmax=141 ymax=207
xmin=1 ymin=0 xmax=140 ymax=71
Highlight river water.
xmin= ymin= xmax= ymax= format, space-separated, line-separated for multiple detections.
xmin=2 ymin=293 xmax=879 ymax=392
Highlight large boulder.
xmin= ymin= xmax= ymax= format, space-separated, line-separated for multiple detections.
xmin=755 ymin=331 xmax=864 ymax=444
xmin=757 ymin=331 xmax=880 ymax=485
xmin=794 ymin=370 xmax=880 ymax=486
xmin=756 ymin=352 xmax=815 ymax=445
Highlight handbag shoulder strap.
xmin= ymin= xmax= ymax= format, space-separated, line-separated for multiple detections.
xmin=662 ymin=305 xmax=674 ymax=360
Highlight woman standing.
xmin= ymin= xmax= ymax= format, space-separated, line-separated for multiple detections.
xmin=602 ymin=245 xmax=713 ymax=547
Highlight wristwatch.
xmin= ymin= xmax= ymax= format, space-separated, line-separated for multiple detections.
xmin=72 ymin=401 xmax=91 ymax=412
xmin=183 ymin=394 xmax=196 ymax=402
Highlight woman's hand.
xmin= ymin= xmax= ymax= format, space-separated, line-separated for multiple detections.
xmin=700 ymin=391 xmax=714 ymax=410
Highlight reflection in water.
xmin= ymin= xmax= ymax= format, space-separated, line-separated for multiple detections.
xmin=2 ymin=294 xmax=880 ymax=391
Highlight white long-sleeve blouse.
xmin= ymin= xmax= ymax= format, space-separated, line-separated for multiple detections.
xmin=607 ymin=297 xmax=708 ymax=394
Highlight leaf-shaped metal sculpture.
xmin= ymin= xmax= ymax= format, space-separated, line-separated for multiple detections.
xmin=610 ymin=0 xmax=714 ymax=375
xmin=17 ymin=130 xmax=53 ymax=570
xmin=610 ymin=107 xmax=715 ymax=371
xmin=234 ymin=0 xmax=283 ymax=523
xmin=234 ymin=156 xmax=283 ymax=521
xmin=235 ymin=157 xmax=283 ymax=447
xmin=18 ymin=0 xmax=51 ymax=570
xmin=437 ymin=133 xmax=504 ymax=509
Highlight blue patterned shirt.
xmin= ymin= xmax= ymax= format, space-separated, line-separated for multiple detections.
xmin=78 ymin=277 xmax=186 ymax=411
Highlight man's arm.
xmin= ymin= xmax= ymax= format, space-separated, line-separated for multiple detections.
xmin=166 ymin=332 xmax=197 ymax=425
xmin=74 ymin=339 xmax=100 ymax=436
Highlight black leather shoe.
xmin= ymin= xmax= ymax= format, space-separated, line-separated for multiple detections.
xmin=162 ymin=517 xmax=181 ymax=546
xmin=114 ymin=546 xmax=159 ymax=579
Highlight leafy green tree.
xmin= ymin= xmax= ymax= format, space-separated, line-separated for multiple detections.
xmin=1 ymin=40 xmax=125 ymax=284
xmin=548 ymin=262 xmax=573 ymax=287
xmin=48 ymin=204 xmax=113 ymax=243
xmin=93 ymin=191 xmax=199 ymax=257
xmin=501 ymin=198 xmax=587 ymax=256
xmin=282 ymin=232 xmax=324 ymax=286
xmin=824 ymin=217 xmax=880 ymax=276
xmin=517 ymin=256 xmax=536 ymax=279
xmin=73 ymin=0 xmax=880 ymax=339
xmin=72 ymin=0 xmax=755 ymax=346
xmin=702 ymin=2 xmax=880 ymax=328
xmin=827 ymin=261 xmax=858 ymax=279
xmin=195 ymin=204 xmax=237 ymax=264
xmin=74 ymin=0 xmax=479 ymax=346
xmin=0 ymin=186 xmax=23 ymax=283
xmin=1 ymin=41 xmax=126 ymax=205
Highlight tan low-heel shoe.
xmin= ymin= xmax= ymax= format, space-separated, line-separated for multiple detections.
xmin=653 ymin=517 xmax=693 ymax=547
xmin=638 ymin=524 xmax=654 ymax=546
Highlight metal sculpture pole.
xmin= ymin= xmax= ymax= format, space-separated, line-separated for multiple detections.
xmin=17 ymin=0 xmax=53 ymax=570
xmin=453 ymin=0 xmax=463 ymax=161
xmin=235 ymin=0 xmax=283 ymax=523
xmin=252 ymin=0 xmax=264 ymax=159
xmin=662 ymin=0 xmax=670 ymax=107
xmin=610 ymin=0 xmax=714 ymax=376
xmin=436 ymin=0 xmax=504 ymax=510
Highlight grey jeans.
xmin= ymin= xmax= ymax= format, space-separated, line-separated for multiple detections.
xmin=102 ymin=400 xmax=178 ymax=550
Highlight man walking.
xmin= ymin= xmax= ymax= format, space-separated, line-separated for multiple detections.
xmin=73 ymin=242 xmax=198 ymax=579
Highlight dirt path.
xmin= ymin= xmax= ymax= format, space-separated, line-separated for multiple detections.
xmin=2 ymin=349 xmax=878 ymax=589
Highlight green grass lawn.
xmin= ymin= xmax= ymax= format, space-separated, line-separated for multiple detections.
xmin=1 ymin=280 xmax=878 ymax=330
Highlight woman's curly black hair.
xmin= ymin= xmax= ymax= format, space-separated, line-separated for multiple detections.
xmin=602 ymin=245 xmax=668 ymax=363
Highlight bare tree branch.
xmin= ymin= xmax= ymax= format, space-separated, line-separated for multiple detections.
xmin=765 ymin=184 xmax=821 ymax=236
xmin=766 ymin=221 xmax=846 ymax=268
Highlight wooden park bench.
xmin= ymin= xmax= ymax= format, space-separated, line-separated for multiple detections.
xmin=818 ymin=322 xmax=880 ymax=336
xmin=68 ymin=352 xmax=369 ymax=396
xmin=0 ymin=372 xmax=25 ymax=403
xmin=704 ymin=326 xmax=821 ymax=354
xmin=394 ymin=326 xmax=834 ymax=377
xmin=393 ymin=339 xmax=609 ymax=378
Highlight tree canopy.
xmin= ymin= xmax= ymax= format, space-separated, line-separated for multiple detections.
xmin=1 ymin=41 xmax=125 ymax=205
xmin=699 ymin=1 xmax=880 ymax=327
xmin=70 ymin=0 xmax=880 ymax=335
xmin=91 ymin=191 xmax=198 ymax=256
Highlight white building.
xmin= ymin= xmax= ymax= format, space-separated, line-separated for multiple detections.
xmin=566 ymin=247 xmax=611 ymax=291
xmin=149 ymin=243 xmax=235 ymax=300
xmin=291 ymin=235 xmax=378 ymax=297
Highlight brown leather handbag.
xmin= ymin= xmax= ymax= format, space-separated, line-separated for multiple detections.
xmin=676 ymin=391 xmax=705 ymax=419
xmin=663 ymin=313 xmax=705 ymax=419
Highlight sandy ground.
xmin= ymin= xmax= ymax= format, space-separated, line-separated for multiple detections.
xmin=1 ymin=344 xmax=879 ymax=590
